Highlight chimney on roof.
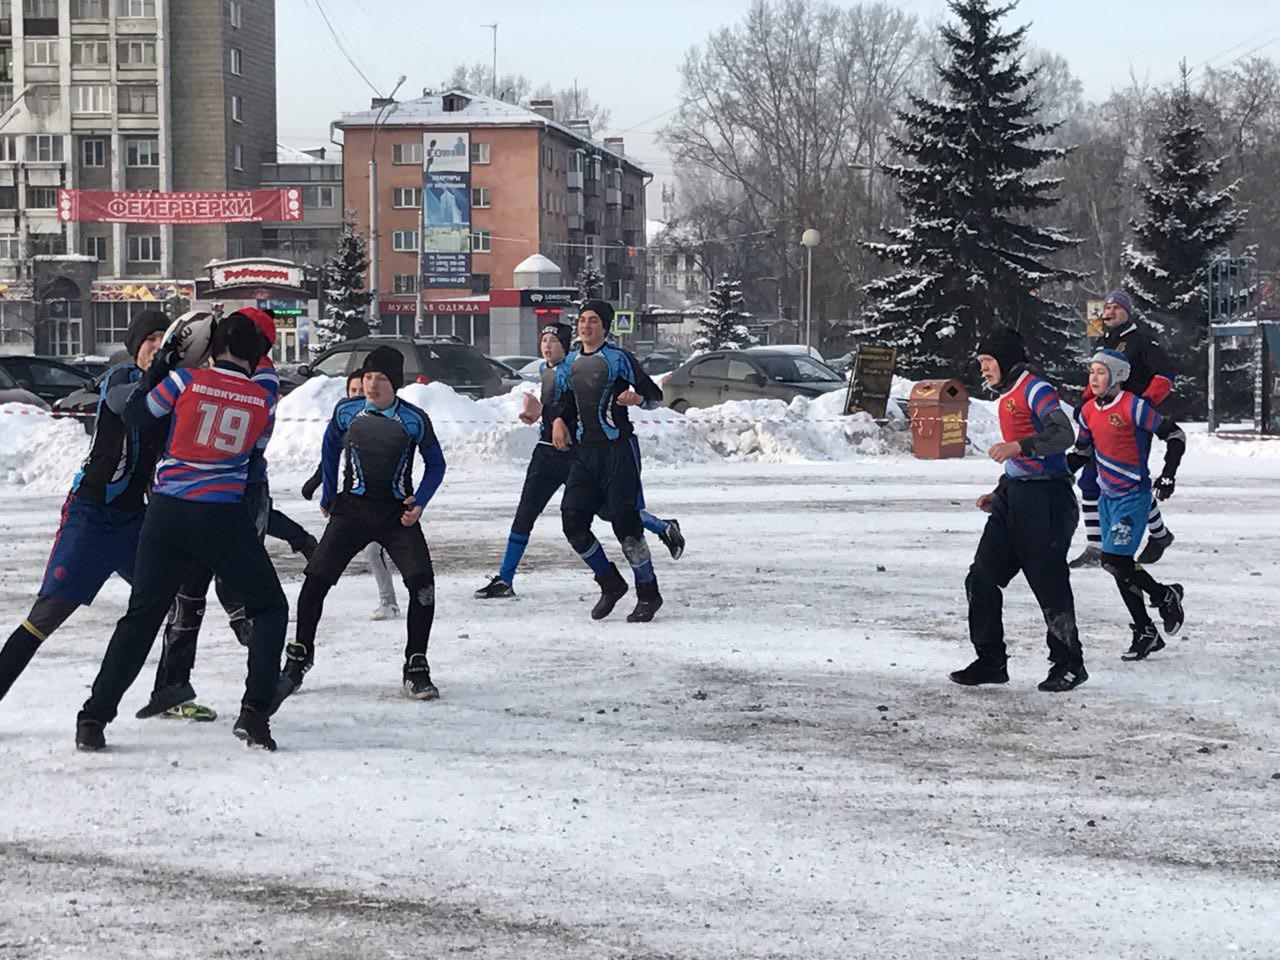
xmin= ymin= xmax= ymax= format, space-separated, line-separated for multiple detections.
xmin=603 ymin=136 xmax=625 ymax=156
xmin=370 ymin=96 xmax=393 ymax=110
xmin=566 ymin=118 xmax=592 ymax=138
xmin=302 ymin=147 xmax=326 ymax=160
xmin=529 ymin=99 xmax=555 ymax=120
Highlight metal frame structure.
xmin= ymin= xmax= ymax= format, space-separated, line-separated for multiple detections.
xmin=1206 ymin=254 xmax=1280 ymax=434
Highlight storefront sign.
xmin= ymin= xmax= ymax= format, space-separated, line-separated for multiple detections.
xmin=381 ymin=298 xmax=487 ymax=315
xmin=59 ymin=189 xmax=302 ymax=224
xmin=91 ymin=280 xmax=196 ymax=302
xmin=0 ymin=280 xmax=34 ymax=302
xmin=420 ymin=132 xmax=471 ymax=288
xmin=843 ymin=343 xmax=896 ymax=419
xmin=211 ymin=261 xmax=305 ymax=289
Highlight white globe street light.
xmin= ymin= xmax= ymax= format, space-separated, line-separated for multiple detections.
xmin=800 ymin=229 xmax=821 ymax=349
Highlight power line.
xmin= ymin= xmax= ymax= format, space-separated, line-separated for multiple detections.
xmin=1187 ymin=21 xmax=1280 ymax=77
xmin=304 ymin=0 xmax=384 ymax=97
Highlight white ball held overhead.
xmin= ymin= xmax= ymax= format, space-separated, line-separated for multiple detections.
xmin=161 ymin=310 xmax=217 ymax=368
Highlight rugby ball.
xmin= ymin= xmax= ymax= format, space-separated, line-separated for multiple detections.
xmin=161 ymin=310 xmax=216 ymax=368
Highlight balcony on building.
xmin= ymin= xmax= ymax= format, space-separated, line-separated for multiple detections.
xmin=568 ymin=149 xmax=584 ymax=191
xmin=22 ymin=0 xmax=58 ymax=35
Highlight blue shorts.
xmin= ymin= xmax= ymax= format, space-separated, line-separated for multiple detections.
xmin=1098 ymin=490 xmax=1151 ymax=557
xmin=39 ymin=495 xmax=145 ymax=605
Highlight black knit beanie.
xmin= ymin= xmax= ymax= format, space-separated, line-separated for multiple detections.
xmin=541 ymin=322 xmax=572 ymax=355
xmin=362 ymin=345 xmax=405 ymax=390
xmin=579 ymin=299 xmax=615 ymax=332
xmin=975 ymin=327 xmax=1026 ymax=382
xmin=124 ymin=309 xmax=170 ymax=359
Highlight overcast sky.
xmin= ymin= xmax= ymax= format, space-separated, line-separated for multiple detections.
xmin=278 ymin=0 xmax=1280 ymax=205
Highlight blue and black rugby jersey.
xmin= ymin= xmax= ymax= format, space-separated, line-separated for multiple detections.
xmin=553 ymin=343 xmax=662 ymax=444
xmin=320 ymin=396 xmax=447 ymax=509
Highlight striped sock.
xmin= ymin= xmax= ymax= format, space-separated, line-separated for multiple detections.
xmin=498 ymin=531 xmax=529 ymax=584
xmin=1082 ymin=497 xmax=1101 ymax=545
xmin=576 ymin=537 xmax=612 ymax=577
xmin=1147 ymin=500 xmax=1167 ymax=540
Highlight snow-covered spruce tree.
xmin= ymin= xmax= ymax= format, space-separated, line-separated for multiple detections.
xmin=314 ymin=217 xmax=372 ymax=351
xmin=575 ymin=256 xmax=605 ymax=301
xmin=692 ymin=274 xmax=756 ymax=351
xmin=863 ymin=0 xmax=1081 ymax=380
xmin=1124 ymin=65 xmax=1243 ymax=413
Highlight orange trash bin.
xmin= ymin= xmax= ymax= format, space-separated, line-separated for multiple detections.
xmin=908 ymin=379 xmax=969 ymax=459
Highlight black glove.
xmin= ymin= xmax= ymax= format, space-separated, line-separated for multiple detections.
xmin=1153 ymin=474 xmax=1176 ymax=501
xmin=301 ymin=469 xmax=321 ymax=501
xmin=1066 ymin=450 xmax=1091 ymax=473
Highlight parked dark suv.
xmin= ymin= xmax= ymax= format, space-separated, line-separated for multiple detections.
xmin=299 ymin=336 xmax=504 ymax=399
xmin=0 ymin=355 xmax=95 ymax=405
xmin=662 ymin=348 xmax=846 ymax=412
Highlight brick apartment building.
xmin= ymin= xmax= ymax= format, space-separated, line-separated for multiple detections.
xmin=336 ymin=89 xmax=650 ymax=347
xmin=0 ymin=0 xmax=277 ymax=358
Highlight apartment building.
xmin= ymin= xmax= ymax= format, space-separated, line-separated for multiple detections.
xmin=336 ymin=89 xmax=649 ymax=341
xmin=0 ymin=0 xmax=276 ymax=357
xmin=260 ymin=143 xmax=341 ymax=268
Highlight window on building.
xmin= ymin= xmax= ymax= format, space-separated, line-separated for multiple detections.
xmin=73 ymin=84 xmax=112 ymax=114
xmin=0 ymin=235 xmax=19 ymax=259
xmin=471 ymin=186 xmax=490 ymax=209
xmin=229 ymin=47 xmax=242 ymax=76
xmin=228 ymin=236 xmax=245 ymax=258
xmin=316 ymin=185 xmax=334 ymax=207
xmin=28 ymin=85 xmax=61 ymax=118
xmin=0 ymin=303 xmax=30 ymax=346
xmin=127 ymin=234 xmax=160 ymax=262
xmin=72 ymin=40 xmax=111 ymax=66
xmin=228 ymin=0 xmax=241 ymax=28
xmin=27 ymin=186 xmax=57 ymax=208
xmin=81 ymin=138 xmax=105 ymax=167
xmin=470 ymin=229 xmax=491 ymax=253
xmin=24 ymin=39 xmax=59 ymax=66
xmin=470 ymin=274 xmax=490 ymax=294
xmin=231 ymin=94 xmax=242 ymax=123
xmin=30 ymin=233 xmax=66 ymax=256
xmin=120 ymin=0 xmax=156 ymax=17
xmin=82 ymin=235 xmax=107 ymax=261
xmin=392 ymin=230 xmax=418 ymax=252
xmin=24 ymin=0 xmax=58 ymax=19
xmin=233 ymin=144 xmax=243 ymax=170
xmin=0 ymin=137 xmax=17 ymax=162
xmin=0 ymin=48 xmax=10 ymax=85
xmin=392 ymin=187 xmax=420 ymax=208
xmin=117 ymin=39 xmax=157 ymax=66
xmin=71 ymin=0 xmax=109 ymax=17
xmin=125 ymin=137 xmax=159 ymax=167
xmin=118 ymin=84 xmax=158 ymax=115
xmin=470 ymin=142 xmax=490 ymax=165
xmin=569 ymin=150 xmax=582 ymax=173
xmin=391 ymin=142 xmax=423 ymax=165
xmin=393 ymin=274 xmax=418 ymax=294
xmin=542 ymin=146 xmax=553 ymax=169
xmin=24 ymin=134 xmax=63 ymax=162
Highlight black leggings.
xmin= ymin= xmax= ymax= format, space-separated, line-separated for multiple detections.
xmin=1100 ymin=553 xmax=1164 ymax=627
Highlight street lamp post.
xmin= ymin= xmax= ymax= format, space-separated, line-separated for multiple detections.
xmin=368 ymin=75 xmax=407 ymax=329
xmin=800 ymin=228 xmax=821 ymax=349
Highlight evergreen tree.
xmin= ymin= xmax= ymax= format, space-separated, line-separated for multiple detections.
xmin=1124 ymin=65 xmax=1243 ymax=411
xmin=863 ymin=0 xmax=1081 ymax=380
xmin=314 ymin=216 xmax=372 ymax=352
xmin=693 ymin=274 xmax=756 ymax=351
xmin=575 ymin=255 xmax=605 ymax=301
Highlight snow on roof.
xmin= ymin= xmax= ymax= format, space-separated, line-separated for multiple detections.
xmin=275 ymin=143 xmax=340 ymax=165
xmin=336 ymin=89 xmax=649 ymax=176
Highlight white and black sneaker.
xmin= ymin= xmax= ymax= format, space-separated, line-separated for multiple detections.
xmin=233 ymin=706 xmax=277 ymax=751
xmin=1121 ymin=623 xmax=1165 ymax=661
xmin=658 ymin=519 xmax=685 ymax=560
xmin=271 ymin=642 xmax=312 ymax=712
xmin=402 ymin=654 xmax=439 ymax=701
xmin=473 ymin=576 xmax=515 ymax=600
xmin=1154 ymin=583 xmax=1184 ymax=636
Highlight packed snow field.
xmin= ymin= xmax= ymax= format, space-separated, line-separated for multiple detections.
xmin=0 ymin=385 xmax=1278 ymax=959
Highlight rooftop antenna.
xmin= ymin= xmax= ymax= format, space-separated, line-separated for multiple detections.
xmin=483 ymin=23 xmax=498 ymax=97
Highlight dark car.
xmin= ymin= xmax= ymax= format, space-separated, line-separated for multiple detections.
xmin=298 ymin=336 xmax=503 ymax=399
xmin=0 ymin=355 xmax=95 ymax=404
xmin=662 ymin=348 xmax=846 ymax=412
xmin=0 ymin=363 xmax=50 ymax=410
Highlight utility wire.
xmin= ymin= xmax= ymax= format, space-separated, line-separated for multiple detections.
xmin=304 ymin=0 xmax=384 ymax=97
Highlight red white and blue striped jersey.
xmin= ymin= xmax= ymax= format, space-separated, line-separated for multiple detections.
xmin=997 ymin=370 xmax=1070 ymax=480
xmin=145 ymin=361 xmax=274 ymax=503
xmin=245 ymin=356 xmax=280 ymax=485
xmin=1077 ymin=390 xmax=1161 ymax=496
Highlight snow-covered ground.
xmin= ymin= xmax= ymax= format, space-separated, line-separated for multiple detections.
xmin=1 ymin=391 xmax=1278 ymax=958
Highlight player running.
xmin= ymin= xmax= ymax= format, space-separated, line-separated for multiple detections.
xmin=550 ymin=300 xmax=666 ymax=623
xmin=274 ymin=346 xmax=446 ymax=706
xmin=75 ymin=312 xmax=287 ymax=752
xmin=950 ymin=328 xmax=1087 ymax=692
xmin=1072 ymin=348 xmax=1186 ymax=661
xmin=475 ymin=320 xmax=684 ymax=600
xmin=0 ymin=311 xmax=169 ymax=704
xmin=1071 ymin=291 xmax=1177 ymax=568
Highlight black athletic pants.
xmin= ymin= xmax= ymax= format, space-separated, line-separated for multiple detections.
xmin=966 ymin=478 xmax=1082 ymax=667
xmin=561 ymin=440 xmax=646 ymax=547
xmin=81 ymin=493 xmax=287 ymax=724
xmin=512 ymin=444 xmax=574 ymax=536
xmin=294 ymin=494 xmax=435 ymax=666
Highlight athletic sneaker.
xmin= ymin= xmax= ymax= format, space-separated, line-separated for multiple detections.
xmin=474 ymin=576 xmax=515 ymax=600
xmin=271 ymin=642 xmax=312 ymax=712
xmin=135 ymin=681 xmax=198 ymax=719
xmin=402 ymin=654 xmax=439 ymax=701
xmin=658 ymin=519 xmax=685 ymax=560
xmin=75 ymin=713 xmax=105 ymax=752
xmin=1154 ymin=583 xmax=1185 ymax=636
xmin=1069 ymin=545 xmax=1103 ymax=569
xmin=161 ymin=701 xmax=217 ymax=722
xmin=1136 ymin=529 xmax=1174 ymax=565
xmin=1037 ymin=662 xmax=1089 ymax=692
xmin=591 ymin=564 xmax=629 ymax=620
xmin=948 ymin=659 xmax=1009 ymax=686
xmin=370 ymin=601 xmax=401 ymax=621
xmin=233 ymin=706 xmax=277 ymax=751
xmin=1121 ymin=623 xmax=1165 ymax=661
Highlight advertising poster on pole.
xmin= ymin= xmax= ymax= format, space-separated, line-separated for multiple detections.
xmin=420 ymin=132 xmax=471 ymax=288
